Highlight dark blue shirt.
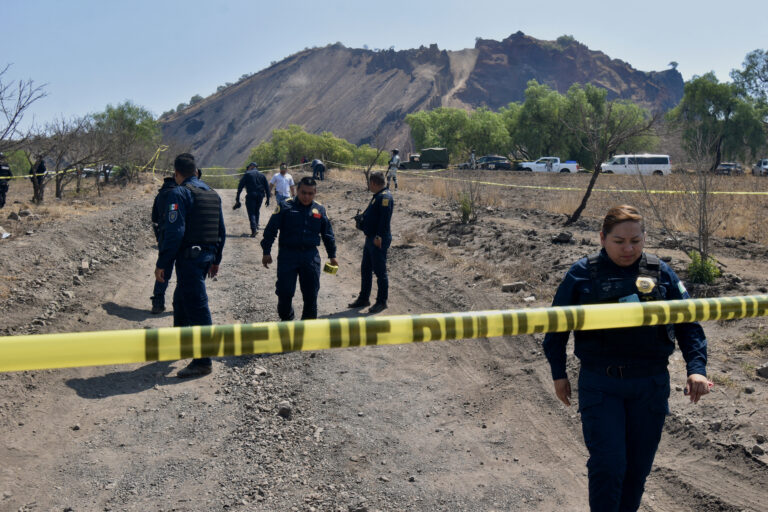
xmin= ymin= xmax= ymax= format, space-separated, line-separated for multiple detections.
xmin=260 ymin=198 xmax=336 ymax=258
xmin=151 ymin=177 xmax=178 ymax=241
xmin=237 ymin=169 xmax=269 ymax=198
xmin=156 ymin=176 xmax=226 ymax=270
xmin=361 ymin=187 xmax=393 ymax=239
xmin=542 ymin=250 xmax=707 ymax=380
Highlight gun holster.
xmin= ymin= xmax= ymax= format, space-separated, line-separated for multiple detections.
xmin=353 ymin=209 xmax=363 ymax=231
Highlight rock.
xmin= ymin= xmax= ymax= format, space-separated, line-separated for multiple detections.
xmin=754 ymin=434 xmax=766 ymax=444
xmin=408 ymin=476 xmax=416 ymax=482
xmin=744 ymin=386 xmax=755 ymax=394
xmin=71 ymin=424 xmax=81 ymax=431
xmin=523 ymin=296 xmax=536 ymax=303
xmin=25 ymin=230 xmax=34 ymax=235
xmin=18 ymin=209 xmax=32 ymax=217
xmin=501 ymin=282 xmax=526 ymax=293
xmin=660 ymin=256 xmax=672 ymax=263
xmin=752 ymin=444 xmax=765 ymax=456
xmin=378 ymin=475 xmax=390 ymax=482
xmin=80 ymin=259 xmax=90 ymax=272
xmin=756 ymin=362 xmax=768 ymax=379
xmin=73 ymin=275 xmax=84 ymax=286
xmin=447 ymin=237 xmax=461 ymax=247
xmin=62 ymin=290 xmax=74 ymax=299
xmin=552 ymin=231 xmax=573 ymax=244
xmin=277 ymin=401 xmax=292 ymax=419
xmin=7 ymin=212 xmax=19 ymax=221
xmin=252 ymin=366 xmax=268 ymax=376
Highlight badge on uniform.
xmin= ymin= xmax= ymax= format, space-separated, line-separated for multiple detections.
xmin=635 ymin=277 xmax=655 ymax=294
xmin=381 ymin=198 xmax=389 ymax=207
xmin=168 ymin=203 xmax=179 ymax=223
xmin=312 ymin=208 xmax=321 ymax=219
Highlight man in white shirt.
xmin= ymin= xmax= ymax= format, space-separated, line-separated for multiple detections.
xmin=269 ymin=163 xmax=296 ymax=204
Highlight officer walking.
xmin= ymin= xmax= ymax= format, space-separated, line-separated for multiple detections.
xmin=155 ymin=153 xmax=226 ymax=378
xmin=386 ymin=149 xmax=400 ymax=190
xmin=542 ymin=204 xmax=709 ymax=511
xmin=311 ymin=159 xmax=325 ymax=181
xmin=348 ymin=171 xmax=393 ymax=314
xmin=234 ymin=162 xmax=270 ymax=237
xmin=149 ymin=175 xmax=179 ymax=314
xmin=0 ymin=153 xmax=11 ymax=209
xmin=261 ymin=176 xmax=337 ymax=321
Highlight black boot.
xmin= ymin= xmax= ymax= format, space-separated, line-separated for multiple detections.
xmin=348 ymin=298 xmax=370 ymax=308
xmin=150 ymin=296 xmax=165 ymax=314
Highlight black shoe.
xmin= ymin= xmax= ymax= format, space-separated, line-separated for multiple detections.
xmin=368 ymin=302 xmax=387 ymax=314
xmin=150 ymin=296 xmax=165 ymax=314
xmin=250 ymin=231 xmax=257 ymax=238
xmin=177 ymin=361 xmax=212 ymax=378
xmin=348 ymin=298 xmax=370 ymax=308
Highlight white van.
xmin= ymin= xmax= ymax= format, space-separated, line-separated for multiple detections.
xmin=600 ymin=154 xmax=671 ymax=175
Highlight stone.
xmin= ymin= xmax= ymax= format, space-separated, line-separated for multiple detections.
xmin=752 ymin=444 xmax=765 ymax=456
xmin=447 ymin=237 xmax=461 ymax=247
xmin=7 ymin=212 xmax=19 ymax=221
xmin=71 ymin=424 xmax=81 ymax=431
xmin=744 ymin=386 xmax=755 ymax=394
xmin=754 ymin=434 xmax=766 ymax=444
xmin=756 ymin=362 xmax=768 ymax=379
xmin=62 ymin=290 xmax=74 ymax=299
xmin=661 ymin=256 xmax=672 ymax=263
xmin=73 ymin=275 xmax=84 ymax=286
xmin=552 ymin=231 xmax=573 ymax=244
xmin=502 ymin=282 xmax=526 ymax=293
xmin=277 ymin=401 xmax=292 ymax=419
xmin=523 ymin=296 xmax=536 ymax=303
xmin=18 ymin=209 xmax=32 ymax=217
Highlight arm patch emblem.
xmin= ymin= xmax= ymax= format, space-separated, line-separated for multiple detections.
xmin=381 ymin=198 xmax=389 ymax=207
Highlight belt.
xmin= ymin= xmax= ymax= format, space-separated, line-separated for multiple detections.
xmin=581 ymin=363 xmax=668 ymax=379
xmin=279 ymin=244 xmax=317 ymax=251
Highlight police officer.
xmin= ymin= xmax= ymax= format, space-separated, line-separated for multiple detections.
xmin=149 ymin=175 xmax=179 ymax=314
xmin=0 ymin=152 xmax=11 ymax=209
xmin=387 ymin=149 xmax=400 ymax=190
xmin=155 ymin=153 xmax=226 ymax=378
xmin=234 ymin=162 xmax=270 ymax=237
xmin=542 ymin=205 xmax=709 ymax=511
xmin=311 ymin=159 xmax=325 ymax=181
xmin=348 ymin=171 xmax=393 ymax=314
xmin=261 ymin=176 xmax=337 ymax=321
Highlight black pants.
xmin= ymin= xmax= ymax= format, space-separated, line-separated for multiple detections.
xmin=245 ymin=194 xmax=264 ymax=232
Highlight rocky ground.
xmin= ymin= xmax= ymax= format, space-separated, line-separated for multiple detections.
xmin=0 ymin=170 xmax=766 ymax=511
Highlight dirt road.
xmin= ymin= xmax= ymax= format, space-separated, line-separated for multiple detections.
xmin=1 ymin=174 xmax=766 ymax=511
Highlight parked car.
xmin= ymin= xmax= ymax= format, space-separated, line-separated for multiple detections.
xmin=714 ymin=162 xmax=743 ymax=175
xmin=600 ymin=154 xmax=671 ymax=175
xmin=753 ymin=158 xmax=768 ymax=176
xmin=476 ymin=155 xmax=512 ymax=170
xmin=518 ymin=157 xmax=579 ymax=173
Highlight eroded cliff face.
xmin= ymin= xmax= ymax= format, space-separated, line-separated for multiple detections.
xmin=161 ymin=34 xmax=683 ymax=168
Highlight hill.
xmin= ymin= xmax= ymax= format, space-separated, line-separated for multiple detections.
xmin=161 ymin=32 xmax=683 ymax=168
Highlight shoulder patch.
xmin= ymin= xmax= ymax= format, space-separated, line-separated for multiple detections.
xmin=381 ymin=198 xmax=389 ymax=207
xmin=168 ymin=210 xmax=178 ymax=223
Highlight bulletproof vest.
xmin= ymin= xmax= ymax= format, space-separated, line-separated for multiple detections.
xmin=182 ymin=183 xmax=221 ymax=246
xmin=586 ymin=252 xmax=663 ymax=303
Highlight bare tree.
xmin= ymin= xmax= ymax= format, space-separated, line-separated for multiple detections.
xmin=0 ymin=64 xmax=47 ymax=152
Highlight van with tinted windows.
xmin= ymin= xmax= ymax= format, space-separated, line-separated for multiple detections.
xmin=600 ymin=154 xmax=671 ymax=175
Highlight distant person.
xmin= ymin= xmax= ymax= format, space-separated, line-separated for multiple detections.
xmin=387 ymin=149 xmax=400 ymax=190
xmin=311 ymin=159 xmax=325 ymax=181
xmin=542 ymin=204 xmax=710 ymax=511
xmin=155 ymin=153 xmax=226 ymax=378
xmin=149 ymin=175 xmax=179 ymax=314
xmin=234 ymin=162 xmax=270 ymax=237
xmin=469 ymin=149 xmax=476 ymax=170
xmin=348 ymin=171 xmax=393 ymax=314
xmin=0 ymin=152 xmax=11 ymax=209
xmin=261 ymin=176 xmax=337 ymax=321
xmin=269 ymin=163 xmax=296 ymax=205
xmin=29 ymin=158 xmax=46 ymax=202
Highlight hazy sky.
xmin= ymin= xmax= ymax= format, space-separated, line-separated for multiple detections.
xmin=3 ymin=0 xmax=766 ymax=129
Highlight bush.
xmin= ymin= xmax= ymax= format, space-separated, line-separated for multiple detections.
xmin=687 ymin=250 xmax=721 ymax=284
xmin=459 ymin=193 xmax=474 ymax=224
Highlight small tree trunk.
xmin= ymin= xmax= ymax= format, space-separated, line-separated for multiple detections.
xmin=565 ymin=166 xmax=601 ymax=226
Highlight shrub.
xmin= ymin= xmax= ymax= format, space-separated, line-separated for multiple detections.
xmin=459 ymin=193 xmax=473 ymax=224
xmin=687 ymin=250 xmax=721 ymax=284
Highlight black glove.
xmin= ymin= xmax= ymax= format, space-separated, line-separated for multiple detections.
xmin=233 ymin=201 xmax=241 ymax=210
xmin=353 ymin=210 xmax=363 ymax=231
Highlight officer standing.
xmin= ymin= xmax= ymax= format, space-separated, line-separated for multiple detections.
xmin=348 ymin=171 xmax=393 ymax=314
xmin=0 ymin=153 xmax=11 ymax=209
xmin=155 ymin=153 xmax=226 ymax=378
xmin=234 ymin=162 xmax=270 ymax=237
xmin=386 ymin=149 xmax=400 ymax=190
xmin=261 ymin=176 xmax=337 ymax=321
xmin=542 ymin=204 xmax=709 ymax=511
xmin=149 ymin=175 xmax=179 ymax=314
xmin=311 ymin=159 xmax=325 ymax=181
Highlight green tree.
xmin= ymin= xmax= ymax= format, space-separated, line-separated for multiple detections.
xmin=464 ymin=108 xmax=510 ymax=157
xmin=405 ymin=107 xmax=470 ymax=158
xmin=189 ymin=94 xmax=203 ymax=105
xmin=731 ymin=49 xmax=768 ymax=104
xmin=562 ymin=83 xmax=658 ymax=225
xmin=512 ymin=81 xmax=573 ymax=160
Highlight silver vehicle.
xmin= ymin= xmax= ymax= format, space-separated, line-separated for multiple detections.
xmin=752 ymin=158 xmax=768 ymax=176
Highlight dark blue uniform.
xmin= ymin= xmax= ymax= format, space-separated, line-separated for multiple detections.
xmin=0 ymin=157 xmax=11 ymax=209
xmin=260 ymin=198 xmax=336 ymax=320
xmin=157 ymin=176 xmax=226 ymax=366
xmin=358 ymin=187 xmax=393 ymax=306
xmin=236 ymin=169 xmax=270 ymax=234
xmin=311 ymin=159 xmax=325 ymax=181
xmin=150 ymin=177 xmax=178 ymax=305
xmin=543 ymin=250 xmax=707 ymax=511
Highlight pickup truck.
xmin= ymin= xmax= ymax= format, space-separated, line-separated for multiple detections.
xmin=518 ymin=157 xmax=579 ymax=173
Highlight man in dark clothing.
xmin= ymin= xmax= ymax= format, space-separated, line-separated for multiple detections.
xmin=0 ymin=153 xmax=11 ymax=209
xmin=311 ymin=159 xmax=325 ymax=181
xmin=348 ymin=171 xmax=394 ymax=314
xmin=234 ymin=162 xmax=270 ymax=237
xmin=149 ymin=176 xmax=179 ymax=314
xmin=261 ymin=177 xmax=337 ymax=321
xmin=155 ymin=153 xmax=226 ymax=378
xmin=29 ymin=159 xmax=46 ymax=202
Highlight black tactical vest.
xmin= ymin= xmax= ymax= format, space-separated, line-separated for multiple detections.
xmin=182 ymin=183 xmax=221 ymax=246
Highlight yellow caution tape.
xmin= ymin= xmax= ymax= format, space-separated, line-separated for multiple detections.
xmin=1 ymin=295 xmax=765 ymax=373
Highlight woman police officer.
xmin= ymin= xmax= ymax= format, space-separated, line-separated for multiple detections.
xmin=542 ymin=205 xmax=710 ymax=511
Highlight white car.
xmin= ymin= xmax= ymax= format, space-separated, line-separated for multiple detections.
xmin=518 ymin=157 xmax=579 ymax=173
xmin=600 ymin=154 xmax=671 ymax=176
xmin=752 ymin=158 xmax=768 ymax=176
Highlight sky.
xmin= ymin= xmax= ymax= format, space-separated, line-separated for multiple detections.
xmin=3 ymin=0 xmax=767 ymax=130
